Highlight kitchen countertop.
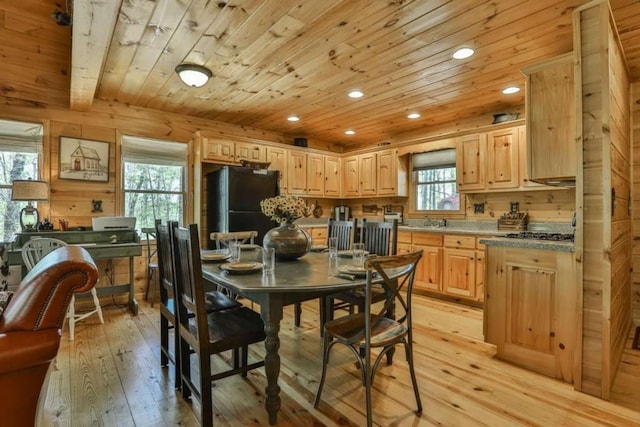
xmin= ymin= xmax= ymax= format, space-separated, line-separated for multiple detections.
xmin=479 ymin=236 xmax=575 ymax=252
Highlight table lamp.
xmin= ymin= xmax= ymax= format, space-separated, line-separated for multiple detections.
xmin=11 ymin=179 xmax=49 ymax=231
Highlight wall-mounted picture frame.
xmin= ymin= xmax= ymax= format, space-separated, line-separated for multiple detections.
xmin=59 ymin=136 xmax=110 ymax=182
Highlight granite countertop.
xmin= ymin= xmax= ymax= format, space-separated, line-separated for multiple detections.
xmin=479 ymin=236 xmax=575 ymax=252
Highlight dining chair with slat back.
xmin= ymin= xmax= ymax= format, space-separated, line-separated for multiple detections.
xmin=142 ymin=222 xmax=160 ymax=306
xmin=22 ymin=237 xmax=104 ymax=341
xmin=295 ymin=218 xmax=358 ymax=328
xmin=210 ymin=230 xmax=258 ymax=250
xmin=314 ymin=250 xmax=424 ymax=427
xmin=173 ymin=224 xmax=266 ymax=427
xmin=328 ymin=219 xmax=399 ymax=324
xmin=156 ymin=221 xmax=243 ymax=391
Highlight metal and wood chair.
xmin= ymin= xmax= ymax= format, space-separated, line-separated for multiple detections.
xmin=156 ymin=221 xmax=242 ymax=391
xmin=173 ymin=224 xmax=265 ymax=427
xmin=314 ymin=250 xmax=424 ymax=427
xmin=210 ymin=230 xmax=258 ymax=250
xmin=21 ymin=237 xmax=104 ymax=341
xmin=142 ymin=224 xmax=159 ymax=306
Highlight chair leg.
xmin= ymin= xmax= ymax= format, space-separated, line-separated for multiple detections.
xmin=313 ymin=332 xmax=331 ymax=408
xmin=180 ymin=337 xmax=192 ymax=400
xmin=405 ymin=341 xmax=422 ymax=413
xmin=68 ymin=295 xmax=75 ymax=341
xmin=160 ymin=316 xmax=169 ymax=367
xmin=90 ymin=287 xmax=104 ymax=324
xmin=198 ymin=352 xmax=213 ymax=427
xmin=294 ymin=302 xmax=302 ymax=326
xmin=149 ymin=268 xmax=157 ymax=307
xmin=241 ymin=345 xmax=249 ymax=378
xmin=173 ymin=325 xmax=181 ymax=391
xmin=363 ymin=344 xmax=373 ymax=427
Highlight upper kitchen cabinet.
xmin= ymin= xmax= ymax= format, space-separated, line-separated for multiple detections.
xmin=287 ymin=150 xmax=307 ymax=195
xmin=359 ymin=152 xmax=377 ymax=196
xmin=377 ymin=148 xmax=408 ymax=197
xmin=522 ymin=53 xmax=576 ymax=184
xmin=306 ymin=152 xmax=325 ymax=196
xmin=456 ymin=126 xmax=522 ymax=192
xmin=202 ymin=138 xmax=235 ymax=163
xmin=342 ymin=155 xmax=359 ymax=197
xmin=324 ymin=154 xmax=341 ymax=197
xmin=266 ymin=146 xmax=288 ymax=194
xmin=235 ymin=141 xmax=266 ymax=163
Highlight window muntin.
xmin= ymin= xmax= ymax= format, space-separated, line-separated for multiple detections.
xmin=412 ymin=149 xmax=461 ymax=212
xmin=122 ymin=136 xmax=187 ymax=231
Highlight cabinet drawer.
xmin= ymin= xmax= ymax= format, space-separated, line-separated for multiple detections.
xmin=397 ymin=231 xmax=412 ymax=244
xmin=444 ymin=235 xmax=476 ymax=249
xmin=412 ymin=233 xmax=443 ymax=247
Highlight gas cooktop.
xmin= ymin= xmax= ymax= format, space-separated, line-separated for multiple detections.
xmin=504 ymin=232 xmax=575 ymax=242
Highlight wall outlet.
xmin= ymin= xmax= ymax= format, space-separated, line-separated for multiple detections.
xmin=474 ymin=203 xmax=485 ymax=214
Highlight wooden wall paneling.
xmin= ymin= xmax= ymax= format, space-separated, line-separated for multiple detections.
xmin=465 ymin=190 xmax=575 ymax=222
xmin=632 ymin=81 xmax=640 ymax=322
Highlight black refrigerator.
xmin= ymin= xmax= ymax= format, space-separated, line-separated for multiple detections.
xmin=206 ymin=166 xmax=279 ymax=248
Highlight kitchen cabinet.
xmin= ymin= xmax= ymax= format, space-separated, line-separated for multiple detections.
xmin=523 ymin=53 xmax=576 ymax=184
xmin=287 ymin=150 xmax=307 ymax=195
xmin=456 ymin=126 xmax=522 ymax=192
xmin=377 ymin=148 xmax=407 ymax=197
xmin=484 ymin=245 xmax=577 ymax=383
xmin=359 ymin=152 xmax=377 ymax=196
xmin=306 ymin=152 xmax=325 ymax=196
xmin=235 ymin=141 xmax=266 ymax=163
xmin=305 ymin=226 xmax=327 ymax=246
xmin=442 ymin=235 xmax=477 ymax=299
xmin=203 ymin=138 xmax=235 ymax=163
xmin=342 ymin=155 xmax=359 ymax=197
xmin=412 ymin=233 xmax=443 ymax=292
xmin=517 ymin=126 xmax=544 ymax=188
xmin=266 ymin=146 xmax=288 ymax=194
xmin=324 ymin=154 xmax=341 ymax=197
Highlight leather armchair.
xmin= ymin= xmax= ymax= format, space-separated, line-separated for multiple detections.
xmin=0 ymin=246 xmax=98 ymax=426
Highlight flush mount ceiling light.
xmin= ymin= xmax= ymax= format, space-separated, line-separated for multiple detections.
xmin=407 ymin=112 xmax=421 ymax=119
xmin=502 ymin=86 xmax=521 ymax=94
xmin=348 ymin=90 xmax=364 ymax=99
xmin=287 ymin=115 xmax=300 ymax=122
xmin=452 ymin=47 xmax=475 ymax=60
xmin=175 ymin=63 xmax=212 ymax=88
xmin=345 ymin=129 xmax=356 ymax=135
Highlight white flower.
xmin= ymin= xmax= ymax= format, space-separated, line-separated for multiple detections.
xmin=260 ymin=195 xmax=313 ymax=224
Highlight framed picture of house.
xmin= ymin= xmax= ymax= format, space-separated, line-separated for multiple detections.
xmin=59 ymin=137 xmax=110 ymax=182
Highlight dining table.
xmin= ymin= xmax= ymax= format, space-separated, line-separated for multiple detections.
xmin=201 ymin=249 xmax=367 ymax=425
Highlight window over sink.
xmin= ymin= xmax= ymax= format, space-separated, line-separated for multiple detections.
xmin=412 ymin=149 xmax=462 ymax=213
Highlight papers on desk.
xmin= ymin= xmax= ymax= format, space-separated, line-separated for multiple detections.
xmin=69 ymin=243 xmax=97 ymax=247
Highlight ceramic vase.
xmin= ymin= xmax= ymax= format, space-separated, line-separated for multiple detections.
xmin=263 ymin=222 xmax=311 ymax=261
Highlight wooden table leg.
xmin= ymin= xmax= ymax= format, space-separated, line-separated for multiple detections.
xmin=261 ymin=298 xmax=283 ymax=425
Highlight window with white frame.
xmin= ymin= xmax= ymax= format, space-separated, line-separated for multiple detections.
xmin=0 ymin=119 xmax=42 ymax=241
xmin=122 ymin=135 xmax=187 ymax=230
xmin=412 ymin=149 xmax=460 ymax=212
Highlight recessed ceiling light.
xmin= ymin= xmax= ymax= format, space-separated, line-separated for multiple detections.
xmin=348 ymin=90 xmax=364 ymax=99
xmin=345 ymin=130 xmax=356 ymax=135
xmin=452 ymin=47 xmax=475 ymax=60
xmin=502 ymin=86 xmax=520 ymax=94
xmin=287 ymin=115 xmax=300 ymax=122
xmin=407 ymin=112 xmax=421 ymax=119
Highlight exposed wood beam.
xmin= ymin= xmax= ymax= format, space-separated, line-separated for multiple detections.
xmin=70 ymin=0 xmax=121 ymax=111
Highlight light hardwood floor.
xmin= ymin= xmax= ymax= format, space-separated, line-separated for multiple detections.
xmin=42 ymin=295 xmax=640 ymax=426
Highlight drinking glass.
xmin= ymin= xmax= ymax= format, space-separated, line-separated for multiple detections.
xmin=328 ymin=237 xmax=338 ymax=259
xmin=228 ymin=240 xmax=241 ymax=263
xmin=262 ymin=247 xmax=275 ymax=274
xmin=352 ymin=242 xmax=366 ymax=267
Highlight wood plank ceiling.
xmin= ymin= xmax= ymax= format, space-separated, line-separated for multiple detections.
xmin=12 ymin=0 xmax=640 ymax=148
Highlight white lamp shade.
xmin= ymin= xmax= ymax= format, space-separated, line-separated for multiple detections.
xmin=175 ymin=64 xmax=212 ymax=88
xmin=11 ymin=179 xmax=49 ymax=201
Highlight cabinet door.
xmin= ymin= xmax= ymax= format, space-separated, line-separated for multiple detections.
xmin=517 ymin=126 xmax=544 ymax=189
xmin=342 ymin=156 xmax=359 ymax=197
xmin=235 ymin=142 xmax=266 ymax=163
xmin=442 ymin=248 xmax=476 ymax=298
xmin=414 ymin=245 xmax=442 ymax=292
xmin=486 ymin=127 xmax=519 ymax=189
xmin=306 ymin=153 xmax=325 ymax=196
xmin=266 ymin=146 xmax=288 ymax=194
xmin=287 ymin=151 xmax=307 ymax=195
xmin=324 ymin=155 xmax=341 ymax=197
xmin=456 ymin=133 xmax=486 ymax=191
xmin=203 ymin=139 xmax=235 ymax=163
xmin=359 ymin=153 xmax=377 ymax=196
xmin=475 ymin=249 xmax=485 ymax=302
xmin=377 ymin=149 xmax=398 ymax=196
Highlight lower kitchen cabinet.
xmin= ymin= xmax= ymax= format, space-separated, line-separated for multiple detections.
xmin=412 ymin=233 xmax=443 ymax=292
xmin=306 ymin=226 xmax=327 ymax=246
xmin=484 ymin=245 xmax=577 ymax=383
xmin=442 ymin=235 xmax=483 ymax=302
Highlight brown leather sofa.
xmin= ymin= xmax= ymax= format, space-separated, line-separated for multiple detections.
xmin=0 ymin=246 xmax=98 ymax=426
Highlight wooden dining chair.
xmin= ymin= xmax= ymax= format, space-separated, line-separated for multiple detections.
xmin=327 ymin=219 xmax=399 ymax=322
xmin=173 ymin=224 xmax=266 ymax=427
xmin=156 ymin=221 xmax=243 ymax=391
xmin=210 ymin=230 xmax=258 ymax=249
xmin=142 ymin=224 xmax=160 ymax=306
xmin=295 ymin=218 xmax=358 ymax=327
xmin=22 ymin=237 xmax=104 ymax=341
xmin=314 ymin=250 xmax=424 ymax=427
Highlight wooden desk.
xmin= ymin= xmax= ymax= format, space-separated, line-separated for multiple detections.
xmin=10 ymin=230 xmax=142 ymax=315
xmin=202 ymin=251 xmax=366 ymax=425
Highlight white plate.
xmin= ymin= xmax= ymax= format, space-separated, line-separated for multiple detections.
xmin=201 ymin=250 xmax=231 ymax=262
xmin=337 ymin=265 xmax=368 ymax=277
xmin=220 ymin=262 xmax=263 ymax=275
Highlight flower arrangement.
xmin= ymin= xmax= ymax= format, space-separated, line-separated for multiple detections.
xmin=260 ymin=195 xmax=313 ymax=225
